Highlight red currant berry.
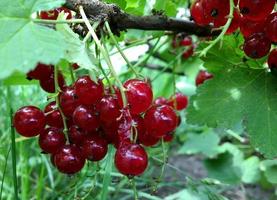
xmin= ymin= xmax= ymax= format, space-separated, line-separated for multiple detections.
xmin=68 ymin=125 xmax=87 ymax=145
xmin=138 ymin=130 xmax=160 ymax=147
xmin=154 ymin=97 xmax=168 ymax=106
xmin=118 ymin=79 xmax=153 ymax=115
xmin=27 ymin=63 xmax=53 ymax=80
xmin=163 ymin=132 xmax=174 ymax=143
xmin=40 ymin=7 xmax=72 ymax=20
xmin=265 ymin=12 xmax=277 ymax=43
xmin=180 ymin=36 xmax=193 ymax=46
xmin=239 ymin=17 xmax=266 ymax=38
xmin=13 ymin=106 xmax=45 ymax=137
xmin=239 ymin=0 xmax=275 ymax=21
xmin=182 ymin=46 xmax=194 ymax=59
xmin=39 ymin=71 xmax=65 ymax=93
xmin=102 ymin=120 xmax=120 ymax=147
xmin=44 ymin=101 xmax=63 ymax=128
xmin=168 ymin=93 xmax=189 ymax=111
xmin=115 ymin=143 xmax=148 ymax=176
xmin=98 ymin=95 xmax=121 ymax=124
xmin=73 ymin=105 xmax=100 ymax=132
xmin=196 ymin=70 xmax=213 ymax=86
xmin=243 ymin=32 xmax=271 ymax=59
xmin=82 ymin=135 xmax=108 ymax=161
xmin=39 ymin=127 xmax=66 ymax=154
xmin=74 ymin=76 xmax=104 ymax=106
xmin=268 ymin=49 xmax=277 ymax=69
xmin=144 ymin=105 xmax=178 ymax=138
xmin=54 ymin=145 xmax=85 ymax=174
xmin=59 ymin=87 xmax=80 ymax=118
xmin=190 ymin=0 xmax=211 ymax=26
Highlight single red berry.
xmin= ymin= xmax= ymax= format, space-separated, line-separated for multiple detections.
xmin=39 ymin=71 xmax=65 ymax=93
xmin=182 ymin=46 xmax=194 ymax=59
xmin=54 ymin=145 xmax=85 ymax=174
xmin=73 ymin=105 xmax=100 ymax=132
xmin=13 ymin=106 xmax=45 ymax=137
xmin=190 ymin=0 xmax=211 ymax=26
xmin=243 ymin=32 xmax=271 ymax=59
xmin=180 ymin=36 xmax=193 ymax=46
xmin=39 ymin=127 xmax=66 ymax=154
xmin=72 ymin=63 xmax=80 ymax=70
xmin=239 ymin=0 xmax=275 ymax=21
xmin=117 ymin=79 xmax=153 ymax=115
xmin=74 ymin=76 xmax=104 ymax=106
xmin=268 ymin=49 xmax=277 ymax=69
xmin=68 ymin=125 xmax=87 ymax=145
xmin=44 ymin=101 xmax=63 ymax=128
xmin=115 ymin=143 xmax=148 ymax=176
xmin=265 ymin=12 xmax=277 ymax=43
xmin=154 ymin=97 xmax=168 ymax=106
xmin=202 ymin=0 xmax=230 ymax=27
xmin=196 ymin=70 xmax=213 ymax=86
xmin=163 ymin=132 xmax=174 ymax=143
xmin=98 ymin=95 xmax=121 ymax=124
xmin=59 ymin=87 xmax=80 ymax=118
xmin=40 ymin=7 xmax=72 ymax=20
xmin=144 ymin=105 xmax=178 ymax=138
xmin=27 ymin=63 xmax=53 ymax=80
xmin=102 ymin=120 xmax=120 ymax=147
xmin=239 ymin=17 xmax=266 ymax=38
xmin=82 ymin=135 xmax=108 ymax=161
xmin=168 ymin=93 xmax=188 ymax=111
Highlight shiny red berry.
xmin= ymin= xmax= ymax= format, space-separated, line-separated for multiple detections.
xmin=182 ymin=46 xmax=194 ymax=59
xmin=154 ymin=97 xmax=168 ymax=106
xmin=180 ymin=36 xmax=193 ymax=46
xmin=243 ymin=32 xmax=271 ymax=59
xmin=196 ymin=70 xmax=213 ymax=86
xmin=39 ymin=127 xmax=66 ymax=154
xmin=239 ymin=17 xmax=266 ymax=38
xmin=98 ymin=95 xmax=121 ymax=124
xmin=144 ymin=105 xmax=178 ymax=138
xmin=68 ymin=125 xmax=87 ymax=145
xmin=115 ymin=144 xmax=148 ymax=176
xmin=239 ymin=0 xmax=275 ymax=21
xmin=102 ymin=120 xmax=120 ymax=147
xmin=40 ymin=7 xmax=72 ymax=20
xmin=13 ymin=106 xmax=45 ymax=137
xmin=268 ymin=49 xmax=277 ymax=69
xmin=59 ymin=87 xmax=80 ymax=118
xmin=190 ymin=0 xmax=210 ymax=26
xmin=265 ymin=12 xmax=277 ymax=43
xmin=168 ymin=93 xmax=188 ymax=111
xmin=73 ymin=105 xmax=100 ymax=132
xmin=82 ymin=135 xmax=108 ymax=161
xmin=27 ymin=63 xmax=53 ymax=80
xmin=44 ymin=101 xmax=63 ymax=128
xmin=74 ymin=76 xmax=104 ymax=106
xmin=118 ymin=79 xmax=153 ymax=115
xmin=54 ymin=145 xmax=85 ymax=174
xmin=39 ymin=71 xmax=65 ymax=93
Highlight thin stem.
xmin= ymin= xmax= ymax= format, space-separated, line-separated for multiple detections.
xmin=105 ymin=21 xmax=141 ymax=78
xmin=199 ymin=0 xmax=235 ymax=57
xmin=32 ymin=18 xmax=85 ymax=24
xmin=0 ymin=146 xmax=11 ymax=200
xmin=54 ymin=65 xmax=69 ymax=141
xmin=79 ymin=6 xmax=127 ymax=107
xmin=6 ymin=87 xmax=19 ymax=200
xmin=129 ymin=178 xmax=139 ymax=200
xmin=69 ymin=65 xmax=75 ymax=83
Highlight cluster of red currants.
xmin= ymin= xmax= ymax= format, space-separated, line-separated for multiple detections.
xmin=13 ymin=63 xmax=189 ymax=176
xmin=172 ymin=35 xmax=196 ymax=59
xmin=191 ymin=0 xmax=276 ymax=69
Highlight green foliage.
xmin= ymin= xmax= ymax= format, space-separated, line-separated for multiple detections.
xmin=0 ymin=0 xmax=66 ymax=80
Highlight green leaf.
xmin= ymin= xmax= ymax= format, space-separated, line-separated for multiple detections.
xmin=2 ymin=72 xmax=38 ymax=85
xmin=178 ymin=129 xmax=220 ymax=157
xmin=154 ymin=0 xmax=177 ymax=16
xmin=260 ymin=160 xmax=277 ymax=184
xmin=241 ymin=156 xmax=261 ymax=184
xmin=187 ymin=66 xmax=277 ymax=158
xmin=104 ymin=0 xmax=127 ymax=9
xmin=204 ymin=143 xmax=243 ymax=184
xmin=0 ymin=0 xmax=66 ymax=80
xmin=55 ymin=15 xmax=98 ymax=72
